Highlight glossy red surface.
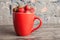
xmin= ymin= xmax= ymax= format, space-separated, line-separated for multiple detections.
xmin=13 ymin=12 xmax=42 ymax=36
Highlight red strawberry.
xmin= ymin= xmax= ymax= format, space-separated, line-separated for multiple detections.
xmin=30 ymin=8 xmax=35 ymax=13
xmin=18 ymin=8 xmax=25 ymax=12
xmin=24 ymin=5 xmax=31 ymax=10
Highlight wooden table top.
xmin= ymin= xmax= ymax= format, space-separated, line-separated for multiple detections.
xmin=0 ymin=24 xmax=60 ymax=40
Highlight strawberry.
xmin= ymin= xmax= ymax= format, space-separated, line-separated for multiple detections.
xmin=30 ymin=8 xmax=35 ymax=13
xmin=18 ymin=8 xmax=24 ymax=12
xmin=24 ymin=5 xmax=31 ymax=11
xmin=17 ymin=5 xmax=25 ymax=12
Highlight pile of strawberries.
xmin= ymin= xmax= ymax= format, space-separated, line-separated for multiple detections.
xmin=13 ymin=5 xmax=35 ymax=13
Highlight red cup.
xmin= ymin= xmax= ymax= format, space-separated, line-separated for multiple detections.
xmin=13 ymin=12 xmax=42 ymax=36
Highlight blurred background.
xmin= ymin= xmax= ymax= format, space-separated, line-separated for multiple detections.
xmin=0 ymin=0 xmax=60 ymax=25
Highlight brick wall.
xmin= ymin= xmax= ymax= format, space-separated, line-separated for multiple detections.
xmin=0 ymin=0 xmax=60 ymax=25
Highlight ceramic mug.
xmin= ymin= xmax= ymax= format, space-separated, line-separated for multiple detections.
xmin=13 ymin=12 xmax=42 ymax=36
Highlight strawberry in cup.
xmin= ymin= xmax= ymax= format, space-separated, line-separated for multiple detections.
xmin=13 ymin=5 xmax=35 ymax=14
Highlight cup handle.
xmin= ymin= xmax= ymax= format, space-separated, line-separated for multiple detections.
xmin=31 ymin=16 xmax=42 ymax=33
